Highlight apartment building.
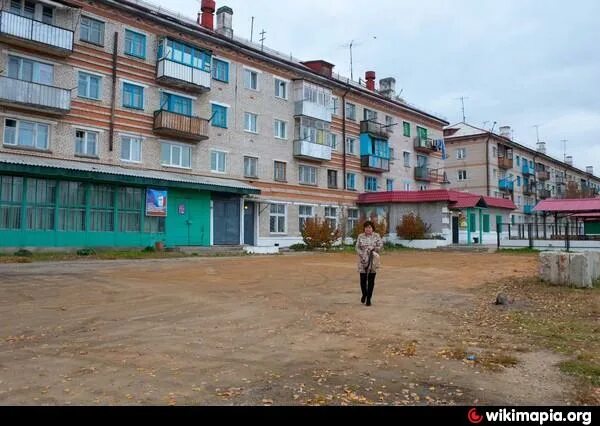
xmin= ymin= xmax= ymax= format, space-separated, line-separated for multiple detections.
xmin=444 ymin=122 xmax=600 ymax=225
xmin=0 ymin=0 xmax=449 ymax=249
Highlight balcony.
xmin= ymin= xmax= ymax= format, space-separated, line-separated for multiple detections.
xmin=0 ymin=11 xmax=73 ymax=56
xmin=539 ymin=189 xmax=551 ymax=199
xmin=537 ymin=170 xmax=550 ymax=181
xmin=522 ymin=163 xmax=535 ymax=176
xmin=498 ymin=178 xmax=514 ymax=192
xmin=156 ymin=59 xmax=211 ymax=93
xmin=498 ymin=155 xmax=513 ymax=169
xmin=360 ymin=120 xmax=390 ymax=140
xmin=413 ymin=136 xmax=439 ymax=154
xmin=294 ymin=100 xmax=331 ymax=123
xmin=523 ymin=185 xmax=535 ymax=196
xmin=293 ymin=140 xmax=332 ymax=162
xmin=524 ymin=205 xmax=534 ymax=215
xmin=361 ymin=156 xmax=390 ymax=173
xmin=415 ymin=166 xmax=447 ymax=183
xmin=0 ymin=76 xmax=71 ymax=114
xmin=153 ymin=110 xmax=209 ymax=142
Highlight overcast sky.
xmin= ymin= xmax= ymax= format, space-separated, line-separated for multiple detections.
xmin=163 ymin=0 xmax=600 ymax=172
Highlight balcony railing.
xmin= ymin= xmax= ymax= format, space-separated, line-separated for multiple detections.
xmin=524 ymin=205 xmax=534 ymax=215
xmin=539 ymin=189 xmax=551 ymax=199
xmin=414 ymin=166 xmax=447 ymax=183
xmin=0 ymin=11 xmax=73 ymax=54
xmin=499 ymin=178 xmax=514 ymax=192
xmin=361 ymin=155 xmax=390 ymax=173
xmin=522 ymin=164 xmax=535 ymax=175
xmin=413 ymin=136 xmax=439 ymax=154
xmin=360 ymin=120 xmax=390 ymax=139
xmin=156 ymin=58 xmax=211 ymax=92
xmin=293 ymin=139 xmax=332 ymax=162
xmin=537 ymin=170 xmax=550 ymax=181
xmin=294 ymin=101 xmax=332 ymax=123
xmin=523 ymin=185 xmax=535 ymax=196
xmin=153 ymin=110 xmax=209 ymax=141
xmin=498 ymin=155 xmax=513 ymax=169
xmin=0 ymin=76 xmax=71 ymax=114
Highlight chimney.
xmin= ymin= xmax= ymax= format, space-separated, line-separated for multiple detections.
xmin=587 ymin=166 xmax=594 ymax=175
xmin=537 ymin=141 xmax=546 ymax=154
xmin=301 ymin=60 xmax=335 ymax=78
xmin=199 ymin=0 xmax=215 ymax=31
xmin=499 ymin=126 xmax=512 ymax=139
xmin=566 ymin=156 xmax=573 ymax=166
xmin=365 ymin=71 xmax=376 ymax=91
xmin=378 ymin=77 xmax=396 ymax=99
xmin=216 ymin=6 xmax=233 ymax=38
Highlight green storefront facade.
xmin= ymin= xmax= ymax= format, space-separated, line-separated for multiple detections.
xmin=0 ymin=159 xmax=258 ymax=249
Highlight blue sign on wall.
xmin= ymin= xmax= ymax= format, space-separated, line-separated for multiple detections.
xmin=146 ymin=189 xmax=168 ymax=217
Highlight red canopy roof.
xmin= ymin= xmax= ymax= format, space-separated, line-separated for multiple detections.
xmin=534 ymin=198 xmax=600 ymax=213
xmin=358 ymin=190 xmax=516 ymax=210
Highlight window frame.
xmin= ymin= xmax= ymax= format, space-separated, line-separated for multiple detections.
xmin=122 ymin=82 xmax=144 ymax=110
xmin=161 ymin=141 xmax=191 ymax=169
xmin=244 ymin=112 xmax=258 ymax=134
xmin=124 ymin=29 xmax=147 ymax=59
xmin=274 ymin=161 xmax=287 ymax=182
xmin=269 ymin=203 xmax=286 ymax=234
xmin=210 ymin=150 xmax=227 ymax=174
xmin=78 ymin=71 xmax=101 ymax=100
xmin=273 ymin=119 xmax=288 ymax=140
xmin=120 ymin=135 xmax=142 ymax=163
xmin=212 ymin=58 xmax=230 ymax=83
xmin=211 ymin=103 xmax=228 ymax=128
xmin=243 ymin=156 xmax=258 ymax=179
xmin=299 ymin=165 xmax=318 ymax=186
xmin=80 ymin=16 xmax=105 ymax=46
xmin=3 ymin=118 xmax=49 ymax=151
xmin=244 ymin=69 xmax=259 ymax=91
xmin=274 ymin=77 xmax=288 ymax=100
xmin=75 ymin=128 xmax=99 ymax=157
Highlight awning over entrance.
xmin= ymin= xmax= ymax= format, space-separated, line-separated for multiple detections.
xmin=0 ymin=153 xmax=260 ymax=196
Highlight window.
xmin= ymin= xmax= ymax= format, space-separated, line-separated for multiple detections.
xmin=389 ymin=147 xmax=395 ymax=161
xmin=244 ymin=69 xmax=259 ymax=90
xmin=269 ymin=203 xmax=286 ymax=233
xmin=324 ymin=207 xmax=338 ymax=229
xmin=121 ymin=136 xmax=142 ymax=162
xmin=212 ymin=58 xmax=229 ymax=83
xmin=364 ymin=176 xmax=378 ymax=192
xmin=295 ymin=116 xmax=330 ymax=145
xmin=158 ymin=39 xmax=211 ymax=72
xmin=404 ymin=182 xmax=411 ymax=191
xmin=346 ymin=102 xmax=356 ymax=121
xmin=211 ymin=104 xmax=228 ymax=128
xmin=517 ymin=195 xmax=522 ymax=207
xmin=75 ymin=129 xmax=98 ymax=157
xmin=0 ymin=176 xmax=24 ymax=230
xmin=385 ymin=115 xmax=394 ymax=131
xmin=456 ymin=148 xmax=466 ymax=160
xmin=403 ymin=151 xmax=411 ymax=167
xmin=328 ymin=133 xmax=338 ymax=151
xmin=274 ymin=161 xmax=286 ymax=182
xmin=10 ymin=0 xmax=35 ymax=18
xmin=274 ymin=78 xmax=288 ymax=99
xmin=8 ymin=55 xmax=53 ymax=85
xmin=298 ymin=81 xmax=331 ymax=107
xmin=516 ymin=156 xmax=521 ymax=167
xmin=327 ymin=170 xmax=338 ymax=189
xmin=363 ymin=108 xmax=377 ymax=121
xmin=26 ymin=178 xmax=56 ymax=231
xmin=469 ymin=213 xmax=477 ymax=232
xmin=244 ymin=112 xmax=258 ymax=133
xmin=119 ymin=187 xmax=142 ymax=232
xmin=58 ymin=181 xmax=86 ymax=231
xmin=403 ymin=121 xmax=411 ymax=137
xmin=492 ymin=146 xmax=498 ymax=157
xmin=81 ymin=16 xmax=105 ymax=45
xmin=125 ymin=30 xmax=146 ymax=59
xmin=299 ymin=165 xmax=317 ymax=185
xmin=161 ymin=142 xmax=191 ymax=168
xmin=458 ymin=170 xmax=467 ymax=181
xmin=386 ymin=179 xmax=394 ymax=192
xmin=298 ymin=205 xmax=313 ymax=231
xmin=42 ymin=6 xmax=53 ymax=24
xmin=517 ymin=176 xmax=521 ymax=186
xmin=160 ymin=92 xmax=192 ymax=116
xmin=331 ymin=97 xmax=340 ymax=116
xmin=211 ymin=150 xmax=227 ymax=173
xmin=4 ymin=119 xmax=49 ymax=150
xmin=274 ymin=120 xmax=287 ymax=139
xmin=123 ymin=83 xmax=144 ymax=110
xmin=90 ymin=184 xmax=114 ymax=232
xmin=346 ymin=173 xmax=356 ymax=190
xmin=417 ymin=126 xmax=428 ymax=140
xmin=78 ymin=72 xmax=101 ymax=100
xmin=347 ymin=208 xmax=359 ymax=233
xmin=244 ymin=156 xmax=258 ymax=178
xmin=346 ymin=137 xmax=357 ymax=155
xmin=483 ymin=214 xmax=490 ymax=233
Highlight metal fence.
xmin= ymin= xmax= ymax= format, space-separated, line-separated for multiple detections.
xmin=497 ymin=222 xmax=593 ymax=251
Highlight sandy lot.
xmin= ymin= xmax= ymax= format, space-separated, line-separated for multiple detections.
xmin=0 ymin=251 xmax=589 ymax=405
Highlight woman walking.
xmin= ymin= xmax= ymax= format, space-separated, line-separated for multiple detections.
xmin=356 ymin=221 xmax=383 ymax=306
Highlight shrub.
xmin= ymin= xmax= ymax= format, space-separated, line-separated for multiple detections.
xmin=350 ymin=215 xmax=388 ymax=242
xmin=13 ymin=249 xmax=33 ymax=257
xmin=77 ymin=248 xmax=96 ymax=256
xmin=396 ymin=213 xmax=431 ymax=240
xmin=289 ymin=243 xmax=309 ymax=252
xmin=142 ymin=246 xmax=156 ymax=253
xmin=301 ymin=217 xmax=341 ymax=250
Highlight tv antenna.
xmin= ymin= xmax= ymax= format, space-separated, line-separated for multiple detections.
xmin=533 ymin=124 xmax=541 ymax=143
xmin=259 ymin=29 xmax=267 ymax=51
xmin=456 ymin=96 xmax=469 ymax=122
xmin=561 ymin=139 xmax=568 ymax=162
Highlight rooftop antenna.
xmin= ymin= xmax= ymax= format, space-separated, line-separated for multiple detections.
xmin=349 ymin=40 xmax=354 ymax=81
xmin=561 ymin=139 xmax=568 ymax=162
xmin=533 ymin=124 xmax=541 ymax=143
xmin=259 ymin=29 xmax=266 ymax=51
xmin=456 ymin=96 xmax=469 ymax=122
xmin=250 ymin=16 xmax=255 ymax=42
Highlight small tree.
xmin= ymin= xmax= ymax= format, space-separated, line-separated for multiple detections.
xmin=301 ymin=217 xmax=341 ymax=250
xmin=351 ymin=215 xmax=388 ymax=242
xmin=396 ymin=213 xmax=430 ymax=240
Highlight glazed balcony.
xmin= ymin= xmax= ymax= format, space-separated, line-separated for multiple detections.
xmin=156 ymin=58 xmax=211 ymax=93
xmin=524 ymin=205 xmax=534 ymax=215
xmin=499 ymin=178 xmax=514 ymax=192
xmin=293 ymin=139 xmax=332 ymax=162
xmin=361 ymin=155 xmax=390 ymax=173
xmin=0 ymin=11 xmax=73 ymax=56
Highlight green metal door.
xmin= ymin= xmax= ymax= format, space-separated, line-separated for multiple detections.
xmin=166 ymin=189 xmax=210 ymax=247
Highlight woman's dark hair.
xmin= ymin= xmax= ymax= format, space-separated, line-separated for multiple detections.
xmin=363 ymin=220 xmax=374 ymax=230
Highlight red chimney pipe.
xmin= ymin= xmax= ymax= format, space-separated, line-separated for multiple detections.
xmin=365 ymin=71 xmax=376 ymax=91
xmin=199 ymin=0 xmax=216 ymax=30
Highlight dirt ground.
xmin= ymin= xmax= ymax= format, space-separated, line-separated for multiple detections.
xmin=0 ymin=251 xmax=595 ymax=405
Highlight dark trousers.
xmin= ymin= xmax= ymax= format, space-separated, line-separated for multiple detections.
xmin=360 ymin=273 xmax=376 ymax=302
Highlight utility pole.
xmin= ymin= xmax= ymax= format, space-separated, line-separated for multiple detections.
xmin=534 ymin=125 xmax=541 ymax=143
xmin=259 ymin=29 xmax=266 ymax=51
xmin=349 ymin=40 xmax=354 ymax=81
xmin=561 ymin=139 xmax=568 ymax=162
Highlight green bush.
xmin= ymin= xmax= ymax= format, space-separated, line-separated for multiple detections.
xmin=142 ymin=246 xmax=156 ymax=253
xmin=289 ymin=243 xmax=309 ymax=251
xmin=13 ymin=249 xmax=33 ymax=257
xmin=77 ymin=248 xmax=96 ymax=256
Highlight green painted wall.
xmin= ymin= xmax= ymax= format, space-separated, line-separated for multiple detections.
xmin=165 ymin=189 xmax=211 ymax=247
xmin=584 ymin=221 xmax=600 ymax=235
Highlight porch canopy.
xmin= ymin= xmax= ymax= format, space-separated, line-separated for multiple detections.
xmin=534 ymin=198 xmax=600 ymax=220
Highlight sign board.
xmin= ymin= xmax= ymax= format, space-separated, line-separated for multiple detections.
xmin=146 ymin=189 xmax=168 ymax=217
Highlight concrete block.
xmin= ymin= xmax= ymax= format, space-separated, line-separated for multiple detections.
xmin=569 ymin=252 xmax=593 ymax=288
xmin=539 ymin=251 xmax=598 ymax=288
xmin=539 ymin=251 xmax=555 ymax=283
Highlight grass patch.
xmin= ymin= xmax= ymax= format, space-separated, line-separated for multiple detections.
xmin=559 ymin=359 xmax=600 ymax=386
xmin=498 ymin=248 xmax=540 ymax=254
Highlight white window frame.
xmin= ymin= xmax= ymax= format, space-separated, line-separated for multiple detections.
xmin=75 ymin=128 xmax=98 ymax=157
xmin=78 ymin=71 xmax=102 ymax=100
xmin=345 ymin=102 xmax=356 ymax=121
xmin=274 ymin=77 xmax=289 ymax=100
xmin=274 ymin=119 xmax=288 ymax=140
xmin=403 ymin=151 xmax=411 ymax=167
xmin=3 ymin=118 xmax=49 ymax=150
xmin=161 ymin=141 xmax=191 ymax=169
xmin=404 ymin=182 xmax=411 ymax=191
xmin=120 ymin=134 xmax=142 ymax=163
xmin=347 ymin=208 xmax=359 ymax=233
xmin=244 ymin=156 xmax=258 ymax=178
xmin=244 ymin=112 xmax=258 ymax=134
xmin=244 ymin=69 xmax=259 ymax=91
xmin=210 ymin=150 xmax=227 ymax=174
xmin=299 ymin=165 xmax=318 ymax=186
xmin=269 ymin=203 xmax=286 ymax=234
xmin=329 ymin=133 xmax=338 ymax=151
xmin=458 ymin=170 xmax=468 ymax=181
xmin=457 ymin=148 xmax=466 ymax=160
xmin=346 ymin=137 xmax=357 ymax=155
xmin=324 ymin=206 xmax=338 ymax=229
xmin=298 ymin=204 xmax=314 ymax=232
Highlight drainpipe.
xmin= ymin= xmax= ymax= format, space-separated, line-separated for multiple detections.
xmin=341 ymin=85 xmax=351 ymax=190
xmin=484 ymin=122 xmax=497 ymax=197
xmin=108 ymin=32 xmax=119 ymax=152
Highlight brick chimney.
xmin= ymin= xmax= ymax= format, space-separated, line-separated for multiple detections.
xmin=198 ymin=0 xmax=216 ymax=31
xmin=301 ymin=60 xmax=335 ymax=78
xmin=365 ymin=71 xmax=376 ymax=91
